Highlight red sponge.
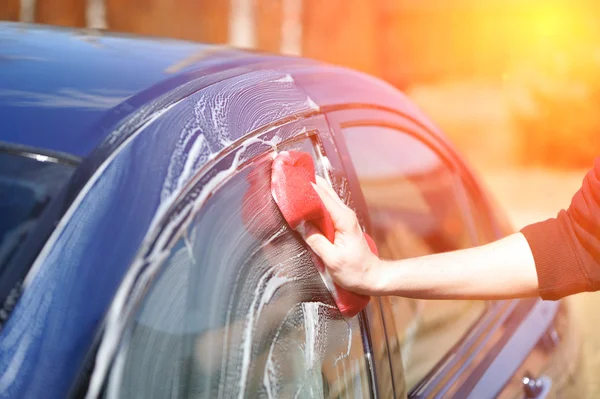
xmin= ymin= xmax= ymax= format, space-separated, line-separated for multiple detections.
xmin=271 ymin=150 xmax=376 ymax=318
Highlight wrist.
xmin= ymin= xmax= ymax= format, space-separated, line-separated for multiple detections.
xmin=364 ymin=256 xmax=389 ymax=296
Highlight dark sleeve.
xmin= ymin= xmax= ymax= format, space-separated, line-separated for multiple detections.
xmin=521 ymin=157 xmax=600 ymax=300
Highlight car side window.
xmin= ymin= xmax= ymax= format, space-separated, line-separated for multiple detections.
xmin=340 ymin=125 xmax=486 ymax=390
xmin=102 ymin=145 xmax=372 ymax=398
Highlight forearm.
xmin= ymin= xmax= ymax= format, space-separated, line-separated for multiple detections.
xmin=372 ymin=232 xmax=539 ymax=300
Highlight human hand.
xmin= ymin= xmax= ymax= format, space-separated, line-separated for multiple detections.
xmin=303 ymin=176 xmax=384 ymax=296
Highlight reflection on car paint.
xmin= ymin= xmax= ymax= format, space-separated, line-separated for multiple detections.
xmin=88 ymin=74 xmax=321 ymax=397
xmin=0 ymin=65 xmax=324 ymax=398
xmin=0 ymin=153 xmax=75 ymax=273
xmin=101 ymin=155 xmax=369 ymax=398
xmin=0 ymin=24 xmax=579 ymax=397
xmin=263 ymin=301 xmax=351 ymax=399
xmin=238 ymin=265 xmax=295 ymax=398
xmin=164 ymin=45 xmax=242 ymax=74
xmin=341 ymin=125 xmax=488 ymax=391
xmin=90 ymin=134 xmax=284 ymax=398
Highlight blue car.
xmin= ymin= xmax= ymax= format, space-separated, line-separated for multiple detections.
xmin=0 ymin=23 xmax=582 ymax=399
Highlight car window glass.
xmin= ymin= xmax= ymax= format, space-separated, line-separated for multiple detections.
xmin=104 ymin=146 xmax=372 ymax=398
xmin=341 ymin=125 xmax=485 ymax=390
xmin=0 ymin=152 xmax=74 ymax=272
xmin=365 ymin=298 xmax=404 ymax=398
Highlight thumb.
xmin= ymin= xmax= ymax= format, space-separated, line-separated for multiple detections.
xmin=303 ymin=222 xmax=335 ymax=262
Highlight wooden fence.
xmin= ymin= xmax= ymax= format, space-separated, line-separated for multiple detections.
xmin=0 ymin=0 xmax=593 ymax=87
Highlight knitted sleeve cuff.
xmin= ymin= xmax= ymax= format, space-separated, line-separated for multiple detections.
xmin=521 ymin=216 xmax=590 ymax=300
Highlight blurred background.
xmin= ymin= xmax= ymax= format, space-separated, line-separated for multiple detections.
xmin=2 ymin=0 xmax=598 ymax=171
xmin=2 ymin=0 xmax=600 ymax=393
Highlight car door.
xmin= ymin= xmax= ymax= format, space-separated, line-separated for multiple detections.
xmin=80 ymin=115 xmax=387 ymax=399
xmin=324 ymin=107 xmax=501 ymax=397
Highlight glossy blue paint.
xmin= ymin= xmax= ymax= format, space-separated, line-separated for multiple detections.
xmin=0 ymin=23 xmax=576 ymax=399
xmin=0 ymin=65 xmax=319 ymax=398
xmin=466 ymin=300 xmax=559 ymax=399
xmin=0 ymin=22 xmax=244 ymax=157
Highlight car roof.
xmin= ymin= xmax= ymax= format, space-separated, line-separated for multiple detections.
xmin=0 ymin=23 xmax=439 ymax=162
xmin=0 ymin=22 xmax=304 ymax=158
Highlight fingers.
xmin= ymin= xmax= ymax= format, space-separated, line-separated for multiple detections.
xmin=315 ymin=176 xmax=347 ymax=208
xmin=311 ymin=181 xmax=352 ymax=230
xmin=303 ymin=222 xmax=335 ymax=262
xmin=311 ymin=178 xmax=359 ymax=233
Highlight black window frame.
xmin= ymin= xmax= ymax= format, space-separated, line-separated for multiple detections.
xmin=323 ymin=106 xmax=510 ymax=397
xmin=0 ymin=141 xmax=81 ymax=329
xmin=323 ymin=106 xmax=505 ymax=242
xmin=0 ymin=142 xmax=81 ymax=168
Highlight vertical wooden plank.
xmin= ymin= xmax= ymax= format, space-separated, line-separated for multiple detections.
xmin=0 ymin=0 xmax=20 ymax=21
xmin=106 ymin=0 xmax=229 ymax=44
xmin=186 ymin=0 xmax=229 ymax=44
xmin=280 ymin=0 xmax=303 ymax=55
xmin=229 ymin=0 xmax=255 ymax=48
xmin=374 ymin=0 xmax=400 ymax=83
xmin=255 ymin=0 xmax=282 ymax=53
xmin=36 ymin=0 xmax=86 ymax=27
xmin=302 ymin=0 xmax=378 ymax=75
xmin=106 ymin=0 xmax=169 ymax=38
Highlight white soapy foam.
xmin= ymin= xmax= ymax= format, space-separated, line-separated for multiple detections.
xmin=237 ymin=271 xmax=272 ymax=399
xmin=261 ymin=273 xmax=292 ymax=312
xmin=105 ymin=331 xmax=128 ymax=399
xmin=274 ymin=74 xmax=294 ymax=84
xmin=85 ymin=72 xmax=322 ymax=397
xmin=333 ymin=322 xmax=353 ymax=365
xmin=238 ymin=268 xmax=292 ymax=399
xmin=24 ymin=101 xmax=180 ymax=288
xmin=93 ymin=135 xmax=294 ymax=397
xmin=88 ymin=145 xmax=250 ymax=399
xmin=0 ymin=333 xmax=31 ymax=393
xmin=242 ymin=135 xmax=282 ymax=153
xmin=262 ymin=305 xmax=299 ymax=399
xmin=319 ymin=268 xmax=339 ymax=301
xmin=320 ymin=155 xmax=332 ymax=176
xmin=264 ymin=225 xmax=288 ymax=244
xmin=306 ymin=96 xmax=319 ymax=111
xmin=263 ymin=302 xmax=335 ymax=398
xmin=182 ymin=232 xmax=196 ymax=265
xmin=302 ymin=302 xmax=320 ymax=368
xmin=263 ymin=347 xmax=278 ymax=399
xmin=216 ymin=222 xmax=290 ymax=397
xmin=175 ymin=133 xmax=208 ymax=195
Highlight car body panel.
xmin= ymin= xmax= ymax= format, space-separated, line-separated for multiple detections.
xmin=322 ymin=107 xmax=570 ymax=398
xmin=0 ymin=23 xmax=580 ymax=399
xmin=0 ymin=65 xmax=321 ymax=398
xmin=0 ymin=22 xmax=305 ymax=158
xmin=0 ymin=23 xmax=205 ymax=157
xmin=466 ymin=300 xmax=559 ymax=398
xmin=85 ymin=115 xmax=382 ymax=399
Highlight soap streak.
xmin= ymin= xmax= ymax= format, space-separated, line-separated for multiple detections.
xmin=302 ymin=302 xmax=320 ymax=372
xmin=263 ymin=302 xmax=336 ymax=398
xmin=87 ymin=145 xmax=248 ymax=399
xmin=237 ymin=268 xmax=292 ymax=399
xmin=216 ymin=225 xmax=288 ymax=397
xmin=84 ymin=70 xmax=322 ymax=398
xmin=333 ymin=322 xmax=353 ymax=366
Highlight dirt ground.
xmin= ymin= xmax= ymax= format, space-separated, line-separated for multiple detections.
xmin=482 ymin=168 xmax=600 ymax=397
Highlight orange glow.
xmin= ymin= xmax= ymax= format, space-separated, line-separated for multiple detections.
xmin=534 ymin=6 xmax=568 ymax=39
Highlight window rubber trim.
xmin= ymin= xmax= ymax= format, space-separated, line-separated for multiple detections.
xmin=323 ymin=107 xmax=508 ymax=398
xmin=0 ymin=141 xmax=81 ymax=166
